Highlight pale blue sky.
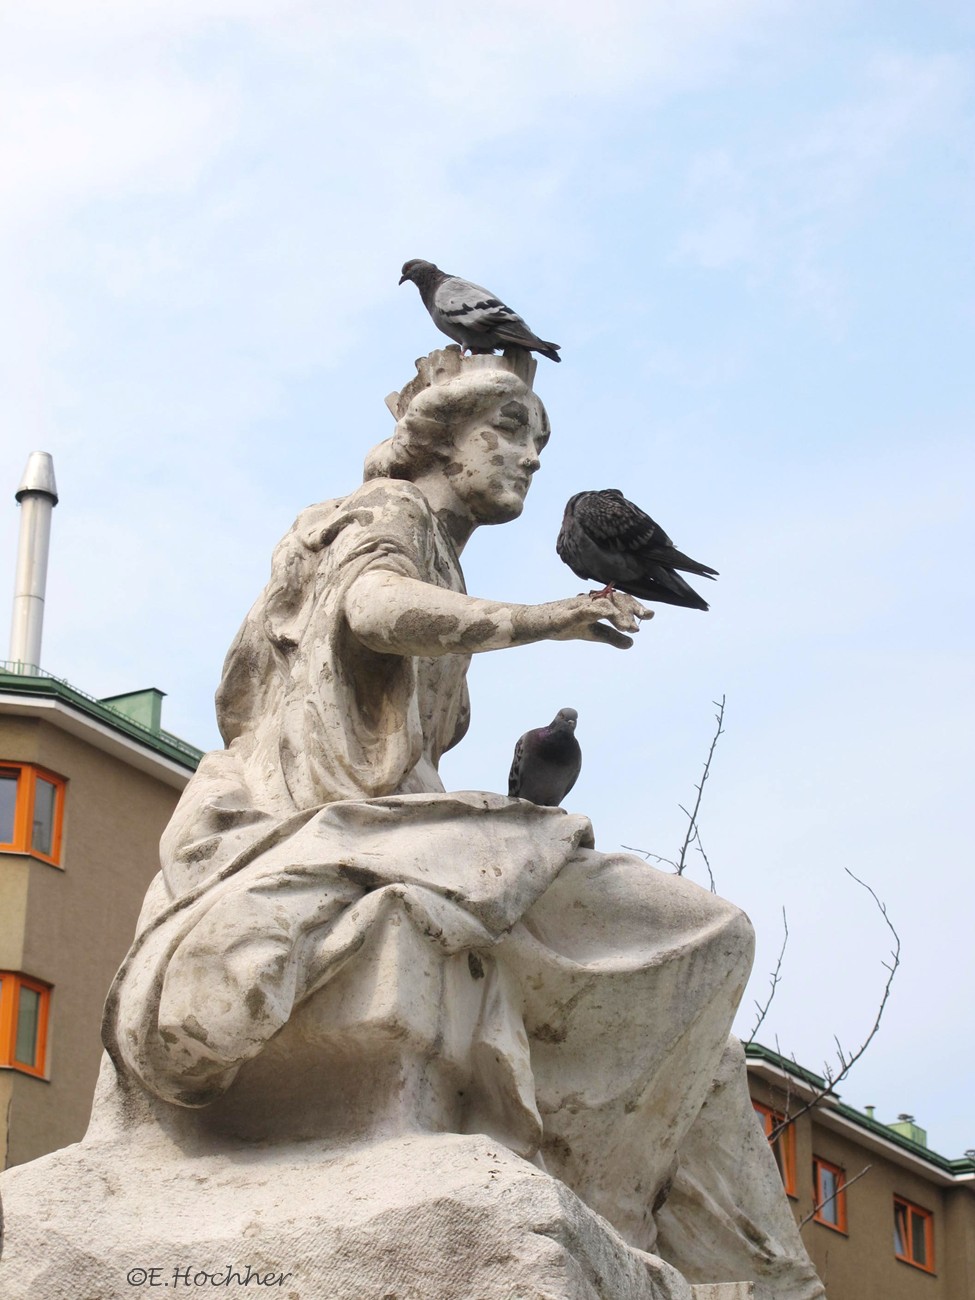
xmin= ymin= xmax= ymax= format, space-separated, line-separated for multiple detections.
xmin=2 ymin=2 xmax=973 ymax=1156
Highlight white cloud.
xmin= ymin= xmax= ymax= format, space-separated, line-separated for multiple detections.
xmin=0 ymin=0 xmax=781 ymax=233
xmin=0 ymin=0 xmax=793 ymax=474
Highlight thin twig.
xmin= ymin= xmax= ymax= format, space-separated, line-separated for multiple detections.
xmin=694 ymin=824 xmax=716 ymax=893
xmin=771 ymin=871 xmax=901 ymax=1140
xmin=798 ymin=1165 xmax=873 ymax=1229
xmin=676 ymin=694 xmax=726 ymax=876
xmin=770 ymin=1033 xmax=797 ymax=1124
xmin=620 ymin=845 xmax=685 ymax=874
xmin=748 ymin=908 xmax=789 ymax=1044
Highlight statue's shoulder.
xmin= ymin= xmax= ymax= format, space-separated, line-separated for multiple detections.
xmin=283 ymin=480 xmax=434 ymax=557
xmin=348 ymin=477 xmax=431 ymax=517
xmin=292 ymin=479 xmax=428 ymax=524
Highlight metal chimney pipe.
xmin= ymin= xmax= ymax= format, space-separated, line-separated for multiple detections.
xmin=9 ymin=451 xmax=59 ymax=672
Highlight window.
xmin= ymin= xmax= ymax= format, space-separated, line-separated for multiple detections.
xmin=0 ymin=763 xmax=65 ymax=864
xmin=0 ymin=972 xmax=51 ymax=1077
xmin=813 ymin=1156 xmax=847 ymax=1232
xmin=753 ymin=1102 xmax=797 ymax=1196
xmin=895 ymin=1197 xmax=935 ymax=1273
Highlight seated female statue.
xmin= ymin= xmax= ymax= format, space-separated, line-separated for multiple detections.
xmin=102 ymin=348 xmax=823 ymax=1299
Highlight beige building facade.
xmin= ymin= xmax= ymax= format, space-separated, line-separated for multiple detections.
xmin=0 ymin=667 xmax=200 ymax=1167
xmin=747 ymin=1043 xmax=975 ymax=1300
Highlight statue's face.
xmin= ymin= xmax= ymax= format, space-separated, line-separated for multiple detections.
xmin=447 ymin=391 xmax=550 ymax=525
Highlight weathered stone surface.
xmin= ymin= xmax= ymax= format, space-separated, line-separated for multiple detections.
xmin=656 ymin=1040 xmax=823 ymax=1299
xmin=0 ymin=1129 xmax=694 ymax=1300
xmin=690 ymin=1287 xmax=755 ymax=1299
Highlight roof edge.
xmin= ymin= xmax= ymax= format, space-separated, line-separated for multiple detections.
xmin=747 ymin=1041 xmax=975 ymax=1178
xmin=0 ymin=668 xmax=203 ymax=771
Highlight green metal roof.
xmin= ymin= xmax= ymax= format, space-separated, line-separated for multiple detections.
xmin=746 ymin=1041 xmax=829 ymax=1091
xmin=0 ymin=664 xmax=203 ymax=772
xmin=746 ymin=1041 xmax=975 ymax=1175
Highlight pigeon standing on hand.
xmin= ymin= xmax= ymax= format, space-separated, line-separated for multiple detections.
xmin=508 ymin=708 xmax=581 ymax=808
xmin=399 ymin=259 xmax=561 ymax=363
xmin=557 ymin=489 xmax=718 ymax=611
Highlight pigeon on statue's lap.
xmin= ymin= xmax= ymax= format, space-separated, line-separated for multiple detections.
xmin=508 ymin=708 xmax=581 ymax=808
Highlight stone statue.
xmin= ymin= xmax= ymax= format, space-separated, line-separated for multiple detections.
xmin=0 ymin=349 xmax=824 ymax=1300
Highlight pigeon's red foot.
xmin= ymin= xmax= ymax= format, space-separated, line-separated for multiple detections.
xmin=587 ymin=583 xmax=617 ymax=602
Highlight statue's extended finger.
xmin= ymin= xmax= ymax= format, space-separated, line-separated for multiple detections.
xmin=614 ymin=595 xmax=652 ymax=623
xmin=624 ymin=599 xmax=653 ymax=621
xmin=608 ymin=608 xmax=642 ymax=634
xmin=588 ymin=622 xmax=634 ymax=650
xmin=586 ymin=593 xmax=652 ymax=627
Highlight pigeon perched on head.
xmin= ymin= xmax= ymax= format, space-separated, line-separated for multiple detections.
xmin=508 ymin=708 xmax=581 ymax=808
xmin=557 ymin=490 xmax=718 ymax=611
xmin=399 ymin=259 xmax=561 ymax=363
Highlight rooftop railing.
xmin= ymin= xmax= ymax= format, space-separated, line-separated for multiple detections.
xmin=0 ymin=661 xmax=203 ymax=767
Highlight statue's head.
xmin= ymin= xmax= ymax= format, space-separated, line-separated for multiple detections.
xmin=364 ymin=347 xmax=550 ymax=525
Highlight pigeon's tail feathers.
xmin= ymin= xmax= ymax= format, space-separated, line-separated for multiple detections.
xmin=665 ymin=549 xmax=718 ymax=579
xmin=622 ymin=570 xmax=711 ymax=611
xmin=503 ymin=330 xmax=560 ymax=362
xmin=492 ymin=321 xmax=561 ymax=362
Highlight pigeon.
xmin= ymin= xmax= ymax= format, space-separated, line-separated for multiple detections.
xmin=399 ymin=259 xmax=561 ymax=362
xmin=508 ymin=708 xmax=581 ymax=807
xmin=557 ymin=489 xmax=718 ymax=611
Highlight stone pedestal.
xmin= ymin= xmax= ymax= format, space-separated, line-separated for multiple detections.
xmin=1 ymin=1127 xmax=702 ymax=1300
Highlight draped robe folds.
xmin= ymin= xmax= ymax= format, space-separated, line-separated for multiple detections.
xmin=103 ymin=478 xmax=824 ymax=1297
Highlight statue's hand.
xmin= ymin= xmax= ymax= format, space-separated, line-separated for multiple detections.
xmin=551 ymin=593 xmax=653 ymax=649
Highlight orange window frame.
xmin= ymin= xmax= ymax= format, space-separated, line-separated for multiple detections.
xmin=894 ymin=1196 xmax=935 ymax=1273
xmin=0 ymin=762 xmax=66 ymax=865
xmin=0 ymin=971 xmax=51 ymax=1078
xmin=753 ymin=1101 xmax=797 ymax=1197
xmin=813 ymin=1156 xmax=848 ymax=1233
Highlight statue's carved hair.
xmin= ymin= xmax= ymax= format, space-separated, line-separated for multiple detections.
xmin=364 ymin=364 xmax=547 ymax=483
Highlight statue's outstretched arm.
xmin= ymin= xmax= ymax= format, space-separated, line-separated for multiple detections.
xmin=345 ymin=570 xmax=651 ymax=657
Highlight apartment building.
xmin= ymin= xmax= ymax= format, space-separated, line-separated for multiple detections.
xmin=0 ymin=667 xmax=200 ymax=1166
xmin=747 ymin=1042 xmax=975 ymax=1299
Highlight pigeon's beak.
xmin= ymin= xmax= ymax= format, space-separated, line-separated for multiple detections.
xmin=398 ymin=274 xmax=408 ymax=285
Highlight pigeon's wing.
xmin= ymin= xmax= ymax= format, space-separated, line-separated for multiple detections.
xmin=435 ymin=277 xmax=550 ymax=349
xmin=576 ymin=492 xmax=718 ymax=578
xmin=562 ymin=744 xmax=582 ymax=800
xmin=555 ymin=507 xmax=585 ymax=578
xmin=575 ymin=491 xmax=673 ymax=552
xmin=508 ymin=732 xmax=526 ymax=796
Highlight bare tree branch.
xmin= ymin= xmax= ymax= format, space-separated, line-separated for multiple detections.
xmin=798 ymin=1165 xmax=873 ymax=1230
xmin=621 ymin=844 xmax=677 ymax=869
xmin=621 ymin=831 xmax=716 ymax=893
xmin=748 ymin=908 xmax=789 ymax=1044
xmin=771 ymin=1033 xmax=797 ymax=1124
xmin=770 ymin=870 xmax=901 ymax=1141
xmin=676 ymin=694 xmax=726 ymax=876
xmin=694 ymin=824 xmax=717 ymax=893
xmin=622 ymin=695 xmax=726 ymax=888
